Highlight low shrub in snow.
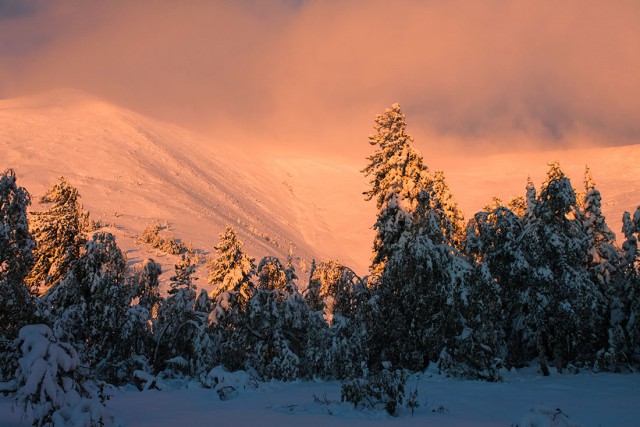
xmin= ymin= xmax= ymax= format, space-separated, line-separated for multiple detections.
xmin=136 ymin=221 xmax=189 ymax=256
xmin=201 ymin=366 xmax=259 ymax=401
xmin=341 ymin=363 xmax=418 ymax=416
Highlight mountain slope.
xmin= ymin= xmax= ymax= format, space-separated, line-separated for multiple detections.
xmin=0 ymin=89 xmax=372 ymax=290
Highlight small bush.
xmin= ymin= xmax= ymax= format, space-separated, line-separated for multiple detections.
xmin=137 ymin=221 xmax=188 ymax=255
xmin=341 ymin=364 xmax=416 ymax=416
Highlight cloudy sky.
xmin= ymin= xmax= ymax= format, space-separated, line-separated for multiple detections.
xmin=1 ymin=0 xmax=638 ymax=158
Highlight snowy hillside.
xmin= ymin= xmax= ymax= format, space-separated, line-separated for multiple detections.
xmin=0 ymin=89 xmax=372 ymax=288
xmin=1 ymin=90 xmax=638 ymax=289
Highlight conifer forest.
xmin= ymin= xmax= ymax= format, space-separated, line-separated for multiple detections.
xmin=1 ymin=104 xmax=640 ymax=426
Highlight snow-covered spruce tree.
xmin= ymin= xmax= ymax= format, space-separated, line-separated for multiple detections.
xmin=309 ymin=260 xmax=366 ymax=321
xmin=130 ymin=258 xmax=163 ymax=317
xmin=11 ymin=324 xmax=120 ymax=427
xmin=373 ymin=189 xmax=504 ymax=378
xmin=303 ymin=259 xmax=324 ymax=312
xmin=192 ymin=288 xmax=216 ymax=378
xmin=302 ymin=260 xmax=370 ymax=379
xmin=26 ymin=177 xmax=89 ymax=295
xmin=524 ymin=163 xmax=605 ymax=373
xmin=208 ymin=228 xmax=255 ymax=372
xmin=256 ymin=255 xmax=288 ymax=291
xmin=320 ymin=261 xmax=370 ymax=379
xmin=441 ymin=262 xmax=506 ymax=381
xmin=105 ymin=259 xmax=163 ymax=383
xmin=362 ymin=104 xmax=500 ymax=377
xmin=466 ymin=204 xmax=532 ymax=368
xmin=582 ymin=168 xmax=626 ymax=370
xmin=362 ymin=103 xmax=430 ymax=276
xmin=207 ymin=226 xmax=255 ymax=301
xmin=44 ymin=232 xmax=130 ymax=382
xmin=0 ymin=169 xmax=35 ymax=381
xmin=154 ymin=254 xmax=201 ymax=376
xmin=210 ymin=286 xmax=250 ymax=372
xmin=622 ymin=207 xmax=640 ymax=365
xmin=299 ymin=259 xmax=334 ymax=379
xmin=430 ymin=170 xmax=466 ymax=249
xmin=242 ymin=256 xmax=308 ymax=380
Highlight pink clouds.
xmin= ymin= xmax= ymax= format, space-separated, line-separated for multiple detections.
xmin=1 ymin=0 xmax=638 ymax=157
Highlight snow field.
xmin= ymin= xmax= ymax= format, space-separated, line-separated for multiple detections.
xmin=3 ymin=368 xmax=638 ymax=426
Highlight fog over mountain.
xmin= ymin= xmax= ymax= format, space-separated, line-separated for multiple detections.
xmin=1 ymin=1 xmax=638 ymax=159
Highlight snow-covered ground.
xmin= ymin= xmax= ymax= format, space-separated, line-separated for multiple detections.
xmin=2 ymin=368 xmax=639 ymax=426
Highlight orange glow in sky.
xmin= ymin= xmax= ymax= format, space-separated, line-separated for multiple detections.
xmin=0 ymin=0 xmax=638 ymax=158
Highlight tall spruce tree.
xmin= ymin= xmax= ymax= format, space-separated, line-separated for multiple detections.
xmin=207 ymin=226 xmax=255 ymax=301
xmin=622 ymin=207 xmax=640 ymax=364
xmin=0 ymin=169 xmax=35 ymax=381
xmin=582 ymin=168 xmax=625 ymax=369
xmin=242 ymin=256 xmax=309 ymax=380
xmin=523 ymin=163 xmax=605 ymax=373
xmin=430 ymin=170 xmax=466 ymax=249
xmin=130 ymin=259 xmax=163 ymax=317
xmin=362 ymin=103 xmax=429 ymax=275
xmin=466 ymin=204 xmax=529 ymax=368
xmin=26 ymin=177 xmax=89 ymax=295
xmin=362 ymin=104 xmax=501 ymax=378
xmin=43 ymin=232 xmax=131 ymax=383
xmin=154 ymin=254 xmax=200 ymax=375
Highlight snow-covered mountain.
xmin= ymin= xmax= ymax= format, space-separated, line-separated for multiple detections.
xmin=0 ymin=89 xmax=374 ymax=289
xmin=1 ymin=89 xmax=639 ymax=292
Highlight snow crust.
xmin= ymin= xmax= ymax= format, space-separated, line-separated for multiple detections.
xmin=2 ymin=368 xmax=638 ymax=426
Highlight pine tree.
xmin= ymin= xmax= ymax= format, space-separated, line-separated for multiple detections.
xmin=581 ymin=167 xmax=626 ymax=370
xmin=242 ymin=256 xmax=309 ymax=380
xmin=256 ymin=256 xmax=288 ymax=291
xmin=207 ymin=226 xmax=255 ymax=301
xmin=304 ymin=259 xmax=324 ymax=312
xmin=0 ymin=169 xmax=35 ymax=296
xmin=322 ymin=262 xmax=370 ymax=379
xmin=524 ymin=163 xmax=605 ymax=372
xmin=44 ymin=232 xmax=129 ymax=379
xmin=430 ymin=170 xmax=466 ymax=248
xmin=132 ymin=259 xmax=162 ymax=315
xmin=622 ymin=207 xmax=640 ymax=364
xmin=154 ymin=254 xmax=200 ymax=375
xmin=26 ymin=177 xmax=89 ymax=295
xmin=466 ymin=205 xmax=528 ymax=368
xmin=192 ymin=289 xmax=215 ymax=378
xmin=362 ymin=103 xmax=429 ymax=275
xmin=209 ymin=287 xmax=249 ymax=372
xmin=0 ymin=169 xmax=35 ymax=381
xmin=362 ymin=104 xmax=501 ymax=377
